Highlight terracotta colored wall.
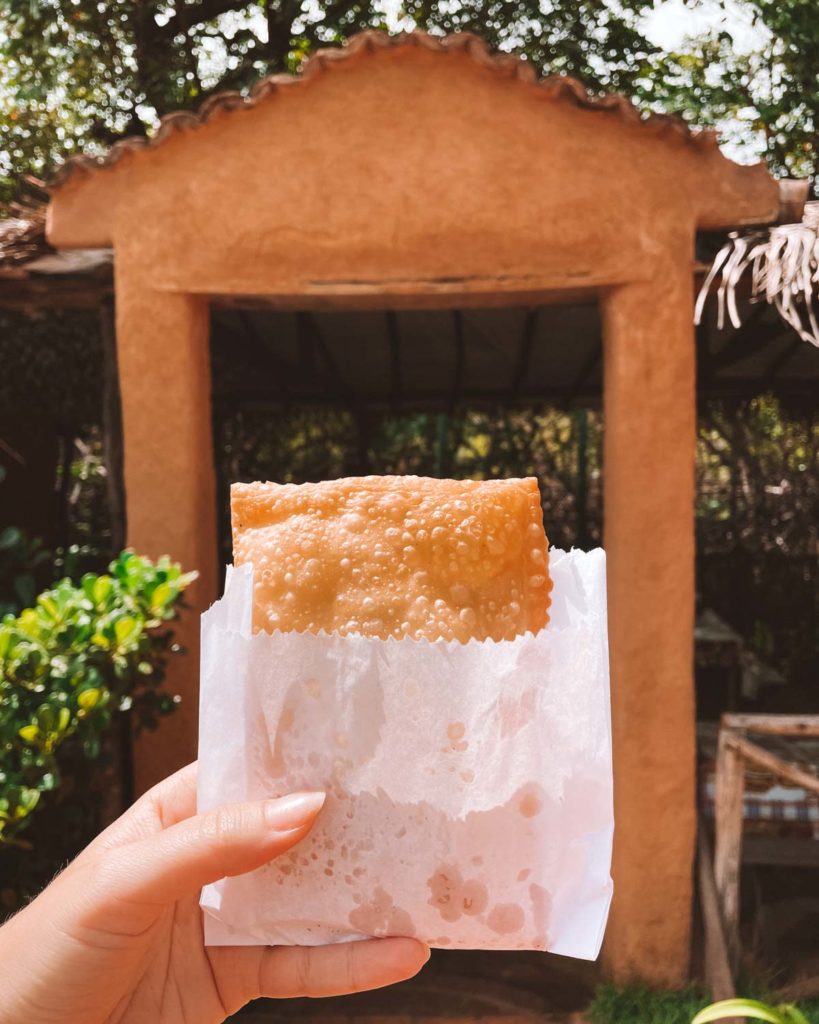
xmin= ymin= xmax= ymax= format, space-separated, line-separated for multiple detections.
xmin=113 ymin=268 xmax=218 ymax=790
xmin=49 ymin=43 xmax=774 ymax=281
xmin=47 ymin=34 xmax=778 ymax=985
xmin=602 ymin=250 xmax=698 ymax=980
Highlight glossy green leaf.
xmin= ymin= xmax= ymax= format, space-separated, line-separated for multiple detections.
xmin=114 ymin=616 xmax=138 ymax=644
xmin=37 ymin=595 xmax=58 ymax=620
xmin=35 ymin=705 xmax=56 ymax=734
xmin=92 ymin=576 xmax=113 ymax=605
xmin=150 ymin=582 xmax=173 ymax=609
xmin=77 ymin=687 xmax=100 ymax=711
xmin=16 ymin=788 xmax=40 ymax=815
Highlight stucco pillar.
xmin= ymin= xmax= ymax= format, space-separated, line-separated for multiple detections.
xmin=601 ymin=258 xmax=697 ymax=984
xmin=115 ymin=274 xmax=218 ymax=793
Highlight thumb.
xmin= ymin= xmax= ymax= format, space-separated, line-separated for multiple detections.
xmin=102 ymin=791 xmax=325 ymax=904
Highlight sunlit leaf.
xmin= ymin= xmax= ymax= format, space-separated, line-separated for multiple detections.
xmin=692 ymin=999 xmax=791 ymax=1024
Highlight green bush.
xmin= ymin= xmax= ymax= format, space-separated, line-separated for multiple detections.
xmin=588 ymin=984 xmax=711 ymax=1024
xmin=0 ymin=550 xmax=196 ymax=845
xmin=587 ymin=986 xmax=819 ymax=1024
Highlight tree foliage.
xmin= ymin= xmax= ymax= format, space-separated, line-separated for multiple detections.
xmin=0 ymin=0 xmax=655 ymax=201
xmin=634 ymin=0 xmax=819 ymax=188
xmin=3 ymin=1 xmax=817 ymax=201
xmin=3 ymin=1 xmax=819 ymax=202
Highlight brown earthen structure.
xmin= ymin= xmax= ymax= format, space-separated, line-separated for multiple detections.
xmin=45 ymin=31 xmax=779 ymax=984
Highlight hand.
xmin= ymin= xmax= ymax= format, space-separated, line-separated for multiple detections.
xmin=0 ymin=762 xmax=429 ymax=1023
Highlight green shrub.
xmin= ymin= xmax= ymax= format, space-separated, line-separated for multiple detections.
xmin=587 ymin=986 xmax=819 ymax=1024
xmin=588 ymin=984 xmax=711 ymax=1024
xmin=0 ymin=550 xmax=195 ymax=845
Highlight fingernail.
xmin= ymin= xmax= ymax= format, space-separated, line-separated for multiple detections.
xmin=264 ymin=791 xmax=326 ymax=832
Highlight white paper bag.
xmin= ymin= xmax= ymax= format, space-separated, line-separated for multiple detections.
xmin=198 ymin=548 xmax=613 ymax=960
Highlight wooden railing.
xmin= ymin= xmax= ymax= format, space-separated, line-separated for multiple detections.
xmin=700 ymin=713 xmax=819 ymax=1001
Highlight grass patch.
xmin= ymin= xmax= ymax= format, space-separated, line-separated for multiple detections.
xmin=587 ymin=985 xmax=819 ymax=1024
xmin=792 ymin=1002 xmax=819 ymax=1024
xmin=588 ymin=984 xmax=710 ymax=1024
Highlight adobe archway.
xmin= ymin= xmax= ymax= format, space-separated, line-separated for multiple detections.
xmin=46 ymin=31 xmax=778 ymax=984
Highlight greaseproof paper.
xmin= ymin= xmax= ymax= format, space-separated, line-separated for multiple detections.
xmin=198 ymin=548 xmax=612 ymax=960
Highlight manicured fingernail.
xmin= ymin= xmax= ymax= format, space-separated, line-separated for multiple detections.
xmin=264 ymin=791 xmax=326 ymax=832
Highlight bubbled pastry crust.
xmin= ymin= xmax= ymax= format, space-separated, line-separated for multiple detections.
xmin=231 ymin=475 xmax=552 ymax=643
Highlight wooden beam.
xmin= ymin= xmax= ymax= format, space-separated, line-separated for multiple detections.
xmin=509 ymin=307 xmax=539 ymax=395
xmin=210 ymin=386 xmax=604 ymax=413
xmin=0 ymin=277 xmax=112 ymax=312
xmin=207 ymin=283 xmax=603 ymax=313
xmin=239 ymin=310 xmax=292 ymax=403
xmin=299 ymin=313 xmax=371 ymax=475
xmin=450 ymin=309 xmax=466 ymax=412
xmin=761 ymin=336 xmax=805 ymax=386
xmin=729 ymin=734 xmax=819 ymax=796
xmin=295 ymin=310 xmax=318 ymax=381
xmin=710 ymin=713 xmax=819 ymax=988
xmin=699 ymin=303 xmax=775 ymax=381
xmin=386 ymin=310 xmax=402 ymax=412
xmin=99 ymin=297 xmax=126 ymax=555
xmin=305 ymin=312 xmax=357 ymax=409
xmin=211 ymin=310 xmax=295 ymax=400
xmin=701 ymin=378 xmax=817 ymax=399
xmin=697 ymin=827 xmax=736 ymax=1002
xmin=569 ymin=341 xmax=602 ymax=401
xmin=722 ymin=713 xmax=819 ymax=738
xmin=713 ymin=726 xmax=745 ymax=968
xmin=743 ymin=836 xmax=819 ymax=868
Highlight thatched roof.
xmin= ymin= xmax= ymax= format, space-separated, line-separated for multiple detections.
xmin=696 ymin=198 xmax=819 ymax=348
xmin=0 ymin=200 xmax=52 ymax=276
xmin=0 ymin=193 xmax=112 ymax=310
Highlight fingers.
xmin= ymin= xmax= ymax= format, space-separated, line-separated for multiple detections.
xmin=210 ymin=938 xmax=430 ymax=1010
xmin=258 ymin=938 xmax=430 ymax=998
xmin=128 ymin=761 xmax=200 ymax=831
xmin=99 ymin=791 xmax=325 ymax=905
xmin=80 ymin=762 xmax=199 ymax=859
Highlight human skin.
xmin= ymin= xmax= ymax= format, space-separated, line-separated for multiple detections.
xmin=0 ymin=762 xmax=429 ymax=1022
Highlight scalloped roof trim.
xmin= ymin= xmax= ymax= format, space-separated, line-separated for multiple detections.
xmin=49 ymin=29 xmax=732 ymax=191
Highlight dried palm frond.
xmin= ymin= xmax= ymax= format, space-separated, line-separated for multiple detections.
xmin=0 ymin=179 xmax=52 ymax=274
xmin=0 ymin=214 xmax=48 ymax=269
xmin=695 ymin=201 xmax=819 ymax=348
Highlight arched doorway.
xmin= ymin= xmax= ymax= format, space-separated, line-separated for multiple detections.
xmin=46 ymin=30 xmax=778 ymax=983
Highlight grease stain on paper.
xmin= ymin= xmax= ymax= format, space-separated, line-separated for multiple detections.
xmin=349 ymin=886 xmax=416 ymax=937
xmin=487 ymin=902 xmax=525 ymax=934
xmin=427 ymin=864 xmax=488 ymax=922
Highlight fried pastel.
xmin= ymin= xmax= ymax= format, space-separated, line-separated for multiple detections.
xmin=231 ymin=475 xmax=551 ymax=643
